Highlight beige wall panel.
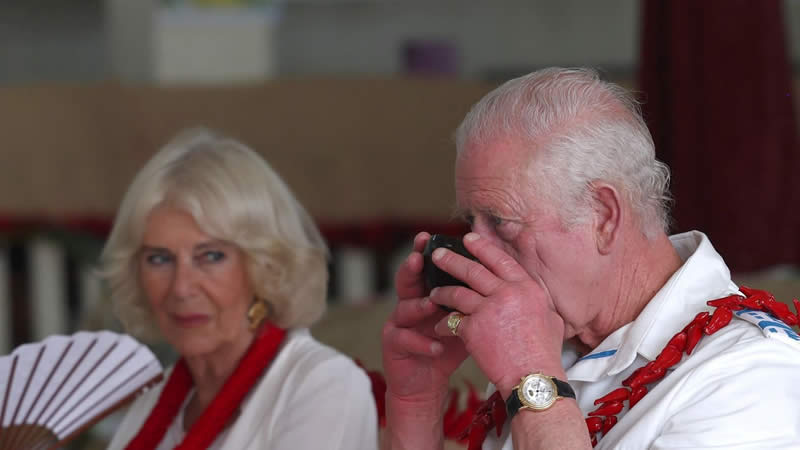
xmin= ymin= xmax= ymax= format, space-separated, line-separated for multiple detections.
xmin=0 ymin=79 xmax=494 ymax=223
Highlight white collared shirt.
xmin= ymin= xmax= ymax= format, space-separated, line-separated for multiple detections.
xmin=487 ymin=231 xmax=800 ymax=449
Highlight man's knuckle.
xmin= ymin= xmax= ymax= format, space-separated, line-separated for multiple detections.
xmin=382 ymin=323 xmax=395 ymax=340
xmin=497 ymin=255 xmax=517 ymax=271
xmin=465 ymin=263 xmax=484 ymax=282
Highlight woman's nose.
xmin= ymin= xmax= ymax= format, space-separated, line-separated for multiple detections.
xmin=171 ymin=258 xmax=199 ymax=298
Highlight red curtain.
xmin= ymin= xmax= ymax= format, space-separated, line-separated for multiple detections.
xmin=639 ymin=0 xmax=800 ymax=272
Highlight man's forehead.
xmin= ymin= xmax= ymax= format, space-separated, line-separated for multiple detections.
xmin=455 ymin=137 xmax=541 ymax=205
xmin=458 ymin=137 xmax=533 ymax=165
xmin=455 ymin=174 xmax=528 ymax=215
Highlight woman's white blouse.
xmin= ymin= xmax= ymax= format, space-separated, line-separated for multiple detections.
xmin=108 ymin=328 xmax=378 ymax=450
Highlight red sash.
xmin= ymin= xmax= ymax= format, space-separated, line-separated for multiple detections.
xmin=125 ymin=324 xmax=287 ymax=450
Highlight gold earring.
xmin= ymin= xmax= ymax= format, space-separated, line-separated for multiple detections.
xmin=247 ymin=299 xmax=269 ymax=330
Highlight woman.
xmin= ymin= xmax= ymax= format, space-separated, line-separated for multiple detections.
xmin=103 ymin=129 xmax=378 ymax=449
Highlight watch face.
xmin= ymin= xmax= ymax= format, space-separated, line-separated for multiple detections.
xmin=520 ymin=375 xmax=557 ymax=409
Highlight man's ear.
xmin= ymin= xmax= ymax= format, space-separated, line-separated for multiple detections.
xmin=590 ymin=182 xmax=622 ymax=255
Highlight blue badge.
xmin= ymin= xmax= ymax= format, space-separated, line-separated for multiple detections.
xmin=735 ymin=309 xmax=800 ymax=348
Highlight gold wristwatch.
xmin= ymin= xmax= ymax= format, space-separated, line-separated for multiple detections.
xmin=505 ymin=372 xmax=576 ymax=419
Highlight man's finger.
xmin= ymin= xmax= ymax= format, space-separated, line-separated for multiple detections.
xmin=413 ymin=231 xmax=431 ymax=253
xmin=431 ymin=247 xmax=503 ymax=297
xmin=395 ymin=251 xmax=426 ymax=300
xmin=391 ymin=296 xmax=442 ymax=327
xmin=462 ymin=233 xmax=528 ymax=284
xmin=433 ymin=312 xmax=470 ymax=339
xmin=383 ymin=323 xmax=444 ymax=357
xmin=428 ymin=285 xmax=484 ymax=315
xmin=394 ymin=233 xmax=432 ymax=300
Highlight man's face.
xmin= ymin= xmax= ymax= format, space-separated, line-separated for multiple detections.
xmin=454 ymin=141 xmax=603 ymax=338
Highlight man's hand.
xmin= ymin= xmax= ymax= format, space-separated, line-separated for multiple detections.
xmin=427 ymin=233 xmax=591 ymax=449
xmin=381 ymin=232 xmax=469 ymax=450
xmin=427 ymin=232 xmax=567 ymax=397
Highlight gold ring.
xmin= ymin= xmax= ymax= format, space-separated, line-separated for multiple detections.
xmin=447 ymin=313 xmax=464 ymax=336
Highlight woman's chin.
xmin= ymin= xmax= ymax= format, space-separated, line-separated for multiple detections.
xmin=162 ymin=326 xmax=220 ymax=357
xmin=171 ymin=338 xmax=220 ymax=358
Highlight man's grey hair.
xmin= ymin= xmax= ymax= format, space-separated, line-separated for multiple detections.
xmin=455 ymin=67 xmax=672 ymax=235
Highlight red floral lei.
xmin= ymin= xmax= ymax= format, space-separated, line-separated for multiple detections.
xmin=124 ymin=324 xmax=287 ymax=450
xmin=459 ymin=287 xmax=800 ymax=449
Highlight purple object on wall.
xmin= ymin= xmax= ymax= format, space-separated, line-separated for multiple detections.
xmin=402 ymin=40 xmax=459 ymax=76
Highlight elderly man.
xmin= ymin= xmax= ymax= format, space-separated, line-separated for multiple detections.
xmin=381 ymin=67 xmax=800 ymax=449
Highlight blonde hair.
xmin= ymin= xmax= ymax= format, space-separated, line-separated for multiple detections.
xmin=100 ymin=128 xmax=329 ymax=341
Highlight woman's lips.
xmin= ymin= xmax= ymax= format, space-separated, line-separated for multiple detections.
xmin=172 ymin=313 xmax=210 ymax=327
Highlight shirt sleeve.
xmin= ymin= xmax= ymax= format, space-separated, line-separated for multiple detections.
xmin=269 ymin=355 xmax=379 ymax=450
xmin=651 ymin=338 xmax=800 ymax=449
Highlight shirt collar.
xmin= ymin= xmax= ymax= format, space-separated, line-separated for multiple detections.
xmin=566 ymin=231 xmax=739 ymax=382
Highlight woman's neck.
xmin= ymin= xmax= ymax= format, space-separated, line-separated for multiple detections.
xmin=182 ymin=333 xmax=255 ymax=429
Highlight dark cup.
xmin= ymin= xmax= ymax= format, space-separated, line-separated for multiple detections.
xmin=422 ymin=234 xmax=479 ymax=312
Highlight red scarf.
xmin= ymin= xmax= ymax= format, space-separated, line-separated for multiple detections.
xmin=125 ymin=324 xmax=287 ymax=450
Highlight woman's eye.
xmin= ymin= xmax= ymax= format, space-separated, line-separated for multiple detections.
xmin=490 ymin=215 xmax=504 ymax=227
xmin=201 ymin=250 xmax=225 ymax=263
xmin=145 ymin=253 xmax=171 ymax=265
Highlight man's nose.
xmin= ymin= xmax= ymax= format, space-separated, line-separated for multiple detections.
xmin=471 ymin=220 xmax=495 ymax=239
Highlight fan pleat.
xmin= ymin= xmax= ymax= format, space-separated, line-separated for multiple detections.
xmin=44 ymin=342 xmax=117 ymax=429
xmin=0 ymin=332 xmax=163 ymax=450
xmin=51 ymin=339 xmax=134 ymax=435
xmin=33 ymin=336 xmax=98 ymax=436
xmin=56 ymin=358 xmax=160 ymax=445
xmin=0 ymin=355 xmax=18 ymax=448
xmin=13 ymin=341 xmax=75 ymax=448
xmin=6 ymin=346 xmax=45 ymax=450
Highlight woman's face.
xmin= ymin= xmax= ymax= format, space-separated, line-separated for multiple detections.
xmin=138 ymin=205 xmax=255 ymax=358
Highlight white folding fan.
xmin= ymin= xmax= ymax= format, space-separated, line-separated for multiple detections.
xmin=0 ymin=331 xmax=163 ymax=450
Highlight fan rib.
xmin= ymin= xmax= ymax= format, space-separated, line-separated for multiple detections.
xmin=14 ymin=341 xmax=75 ymax=449
xmin=54 ymin=360 xmax=162 ymax=446
xmin=0 ymin=355 xmax=18 ymax=449
xmin=51 ymin=339 xmax=135 ymax=435
xmin=31 ymin=433 xmax=58 ymax=450
xmin=43 ymin=339 xmax=118 ymax=434
xmin=1 ymin=332 xmax=164 ymax=450
xmin=37 ymin=338 xmax=100 ymax=432
xmin=6 ymin=345 xmax=46 ymax=450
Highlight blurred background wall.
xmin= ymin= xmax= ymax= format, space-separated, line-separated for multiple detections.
xmin=0 ymin=0 xmax=799 ymax=447
xmin=2 ymin=0 xmax=796 ymax=81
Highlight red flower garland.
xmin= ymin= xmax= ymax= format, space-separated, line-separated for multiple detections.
xmin=461 ymin=287 xmax=800 ymax=449
xmin=125 ymin=324 xmax=287 ymax=450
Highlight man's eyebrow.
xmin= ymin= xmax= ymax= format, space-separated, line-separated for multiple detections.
xmin=467 ymin=205 xmax=506 ymax=216
xmin=451 ymin=207 xmax=468 ymax=219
